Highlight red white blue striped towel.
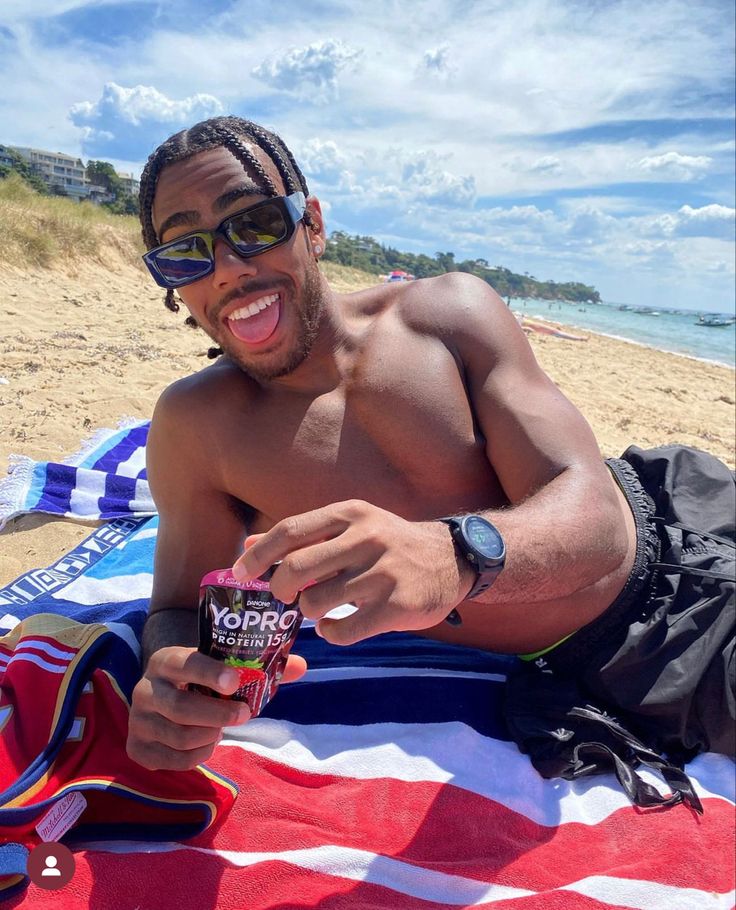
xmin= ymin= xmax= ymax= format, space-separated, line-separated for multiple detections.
xmin=0 ymin=426 xmax=733 ymax=908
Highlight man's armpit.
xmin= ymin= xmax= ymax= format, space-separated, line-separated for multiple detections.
xmin=228 ymin=494 xmax=256 ymax=532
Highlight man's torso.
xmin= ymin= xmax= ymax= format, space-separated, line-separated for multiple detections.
xmin=156 ymin=278 xmax=636 ymax=651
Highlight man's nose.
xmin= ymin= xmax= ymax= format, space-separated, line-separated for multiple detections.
xmin=212 ymin=238 xmax=258 ymax=289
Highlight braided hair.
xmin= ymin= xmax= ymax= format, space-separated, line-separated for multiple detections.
xmin=138 ymin=116 xmax=313 ymax=344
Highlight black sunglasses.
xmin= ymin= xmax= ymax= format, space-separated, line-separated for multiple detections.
xmin=143 ymin=192 xmax=307 ymax=289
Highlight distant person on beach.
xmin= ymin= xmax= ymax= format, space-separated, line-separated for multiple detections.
xmin=126 ymin=116 xmax=734 ymax=795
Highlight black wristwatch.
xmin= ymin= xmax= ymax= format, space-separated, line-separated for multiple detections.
xmin=439 ymin=515 xmax=506 ymax=602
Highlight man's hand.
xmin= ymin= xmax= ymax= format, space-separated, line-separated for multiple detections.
xmin=127 ymin=646 xmax=307 ymax=770
xmin=232 ymin=500 xmax=473 ymax=646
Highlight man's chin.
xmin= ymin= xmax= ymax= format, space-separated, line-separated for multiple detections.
xmin=210 ymin=267 xmax=324 ymax=382
xmin=223 ymin=339 xmax=311 ymax=383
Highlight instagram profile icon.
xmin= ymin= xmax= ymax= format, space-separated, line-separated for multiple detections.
xmin=27 ymin=843 xmax=75 ymax=890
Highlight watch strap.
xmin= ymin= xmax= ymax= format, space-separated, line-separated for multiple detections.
xmin=439 ymin=516 xmax=504 ymax=601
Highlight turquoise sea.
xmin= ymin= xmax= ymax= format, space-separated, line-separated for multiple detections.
xmin=513 ymin=298 xmax=736 ymax=368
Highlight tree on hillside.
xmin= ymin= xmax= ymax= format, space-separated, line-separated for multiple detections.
xmin=86 ymin=160 xmax=124 ymax=196
xmin=105 ymin=194 xmax=139 ymax=215
xmin=86 ymin=160 xmax=139 ymax=215
xmin=322 ymin=229 xmax=599 ymax=302
xmin=0 ymin=146 xmax=49 ymax=195
xmin=435 ymin=251 xmax=456 ymax=272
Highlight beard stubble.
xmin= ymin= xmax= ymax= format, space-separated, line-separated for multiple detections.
xmin=211 ymin=263 xmax=326 ymax=382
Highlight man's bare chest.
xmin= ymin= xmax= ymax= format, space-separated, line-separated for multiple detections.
xmin=217 ymin=352 xmax=499 ymax=524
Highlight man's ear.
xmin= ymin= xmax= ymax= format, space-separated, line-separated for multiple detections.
xmin=305 ymin=196 xmax=326 ymax=247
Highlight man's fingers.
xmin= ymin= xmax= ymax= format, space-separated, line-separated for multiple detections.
xmin=316 ymin=603 xmax=395 ymax=647
xmin=152 ymin=646 xmax=242 ymax=696
xmin=129 ymin=739 xmax=220 ymax=772
xmin=138 ymin=713 xmax=225 ymax=752
xmin=276 ymin=543 xmax=365 ymax=606
xmin=281 ymin=653 xmax=307 ymax=683
xmin=296 ymin=569 xmax=363 ymax=621
xmin=233 ymin=506 xmax=354 ymax=583
xmin=149 ymin=676 xmax=251 ymax=728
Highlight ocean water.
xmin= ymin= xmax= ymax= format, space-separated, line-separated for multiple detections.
xmin=513 ymin=298 xmax=736 ymax=368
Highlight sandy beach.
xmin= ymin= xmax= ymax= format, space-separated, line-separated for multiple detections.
xmin=1 ymin=254 xmax=734 ymax=586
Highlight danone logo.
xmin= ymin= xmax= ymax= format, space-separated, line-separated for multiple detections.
xmin=211 ymin=605 xmax=300 ymax=632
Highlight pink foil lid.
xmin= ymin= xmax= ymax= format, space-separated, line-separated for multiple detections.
xmin=199 ymin=568 xmax=271 ymax=591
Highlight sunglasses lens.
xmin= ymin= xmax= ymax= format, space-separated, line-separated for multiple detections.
xmin=152 ymin=234 xmax=213 ymax=286
xmin=226 ymin=203 xmax=288 ymax=254
xmin=145 ymin=196 xmax=303 ymax=289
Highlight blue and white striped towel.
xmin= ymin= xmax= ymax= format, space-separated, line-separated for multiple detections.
xmin=0 ymin=419 xmax=154 ymax=530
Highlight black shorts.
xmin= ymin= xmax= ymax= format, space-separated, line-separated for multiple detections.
xmin=504 ymin=445 xmax=735 ymax=809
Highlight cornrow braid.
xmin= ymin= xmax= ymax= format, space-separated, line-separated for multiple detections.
xmin=138 ymin=116 xmax=313 ymax=325
xmin=207 ymin=123 xmax=279 ymax=198
xmin=249 ymin=123 xmax=315 ymax=230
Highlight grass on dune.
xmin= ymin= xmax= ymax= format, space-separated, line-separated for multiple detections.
xmin=0 ymin=174 xmax=380 ymax=293
xmin=318 ymin=260 xmax=378 ymax=292
xmin=0 ymin=173 xmax=142 ymax=269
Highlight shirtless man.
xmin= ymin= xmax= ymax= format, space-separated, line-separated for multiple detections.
xmin=126 ymin=116 xmax=733 ymax=773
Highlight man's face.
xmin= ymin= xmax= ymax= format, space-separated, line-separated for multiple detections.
xmin=151 ymin=145 xmax=327 ymax=382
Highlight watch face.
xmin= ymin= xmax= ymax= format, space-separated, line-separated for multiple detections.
xmin=464 ymin=516 xmax=505 ymax=559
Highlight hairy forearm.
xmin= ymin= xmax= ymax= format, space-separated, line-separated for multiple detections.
xmin=141 ymin=608 xmax=199 ymax=670
xmin=475 ymin=465 xmax=629 ymax=605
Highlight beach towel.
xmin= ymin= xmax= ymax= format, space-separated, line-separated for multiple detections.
xmin=0 ymin=419 xmax=154 ymax=530
xmin=1 ymin=425 xmax=734 ymax=909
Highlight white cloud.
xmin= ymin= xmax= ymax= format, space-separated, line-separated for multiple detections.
xmin=399 ymin=151 xmax=476 ymax=204
xmin=67 ymin=82 xmax=223 ymax=156
xmin=303 ymin=141 xmax=476 ymax=208
xmin=252 ymin=39 xmax=362 ymax=102
xmin=635 ymin=151 xmax=713 ymax=181
xmin=299 ymin=138 xmax=349 ymax=182
xmin=565 ymin=206 xmax=619 ymax=240
xmin=529 ymin=156 xmax=563 ymax=176
xmin=480 ymin=205 xmax=555 ymax=226
xmin=646 ymin=203 xmax=735 ymax=239
xmin=678 ymin=203 xmax=735 ymax=222
xmin=70 ymin=82 xmax=223 ymax=130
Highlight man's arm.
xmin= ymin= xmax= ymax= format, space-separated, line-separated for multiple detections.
xmin=452 ymin=275 xmax=630 ymax=605
xmin=128 ymin=379 xmax=281 ymax=769
xmin=141 ymin=608 xmax=198 ymax=670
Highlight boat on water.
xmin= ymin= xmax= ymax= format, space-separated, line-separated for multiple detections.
xmin=634 ymin=307 xmax=661 ymax=316
xmin=695 ymin=314 xmax=736 ymax=327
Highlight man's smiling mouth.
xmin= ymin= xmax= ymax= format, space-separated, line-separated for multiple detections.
xmin=226 ymin=293 xmax=282 ymax=345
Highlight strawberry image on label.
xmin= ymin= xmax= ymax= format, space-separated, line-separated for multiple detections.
xmin=196 ymin=566 xmax=303 ymax=717
xmin=223 ymin=657 xmax=269 ymax=715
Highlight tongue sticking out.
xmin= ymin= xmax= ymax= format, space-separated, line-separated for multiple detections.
xmin=227 ymin=298 xmax=281 ymax=345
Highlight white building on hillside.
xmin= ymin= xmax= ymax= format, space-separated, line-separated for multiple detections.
xmin=12 ymin=147 xmax=89 ymax=200
xmin=8 ymin=146 xmax=140 ymax=203
xmin=117 ymin=172 xmax=140 ymax=197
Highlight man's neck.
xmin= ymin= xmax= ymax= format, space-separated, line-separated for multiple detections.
xmin=260 ymin=287 xmax=360 ymax=397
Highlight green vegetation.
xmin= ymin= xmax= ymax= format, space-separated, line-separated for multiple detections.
xmin=0 ymin=146 xmax=49 ymax=196
xmin=323 ymin=230 xmax=600 ymax=303
xmin=0 ymin=173 xmax=141 ymax=268
xmin=0 ymin=147 xmax=139 ymax=215
xmin=86 ymin=160 xmax=139 ymax=215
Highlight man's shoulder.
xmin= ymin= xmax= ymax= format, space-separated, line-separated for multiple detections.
xmin=153 ymin=358 xmax=251 ymax=424
xmin=389 ymin=272 xmax=507 ymax=334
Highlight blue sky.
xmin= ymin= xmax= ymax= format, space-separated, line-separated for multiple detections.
xmin=1 ymin=0 xmax=734 ymax=312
